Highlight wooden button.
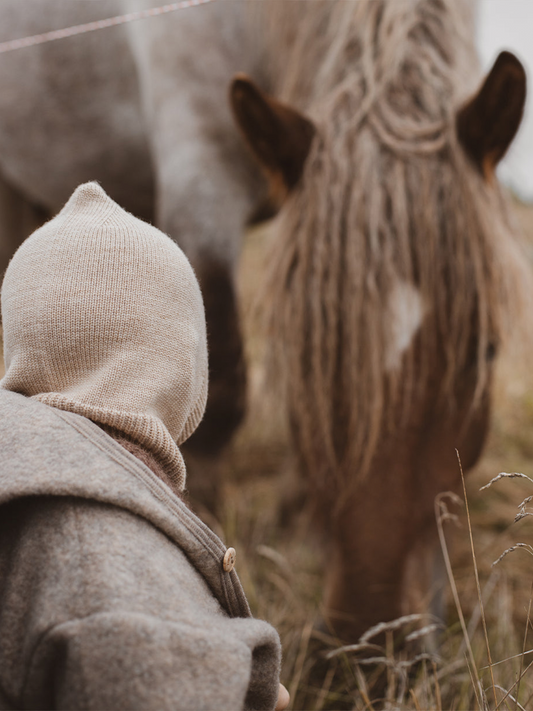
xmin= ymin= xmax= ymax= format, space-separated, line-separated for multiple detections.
xmin=223 ymin=547 xmax=236 ymax=572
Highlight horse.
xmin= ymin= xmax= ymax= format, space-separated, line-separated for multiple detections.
xmin=0 ymin=0 xmax=528 ymax=642
xmin=229 ymin=0 xmax=529 ymax=641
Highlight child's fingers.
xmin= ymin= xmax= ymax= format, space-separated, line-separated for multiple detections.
xmin=275 ymin=683 xmax=290 ymax=710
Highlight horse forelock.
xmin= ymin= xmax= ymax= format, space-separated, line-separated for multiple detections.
xmin=264 ymin=0 xmax=478 ymax=108
xmin=260 ymin=0 xmax=529 ymax=495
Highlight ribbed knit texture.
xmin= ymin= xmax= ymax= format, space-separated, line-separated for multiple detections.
xmin=1 ymin=182 xmax=208 ymax=490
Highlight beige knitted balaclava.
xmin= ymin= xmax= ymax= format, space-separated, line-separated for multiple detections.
xmin=1 ymin=182 xmax=208 ymax=490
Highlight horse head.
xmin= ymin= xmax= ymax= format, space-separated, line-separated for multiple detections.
xmin=230 ymin=45 xmax=527 ymax=644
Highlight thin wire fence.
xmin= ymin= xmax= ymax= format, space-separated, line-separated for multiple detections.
xmin=0 ymin=0 xmax=216 ymax=55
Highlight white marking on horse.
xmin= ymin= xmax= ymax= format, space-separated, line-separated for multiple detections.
xmin=385 ymin=280 xmax=425 ymax=372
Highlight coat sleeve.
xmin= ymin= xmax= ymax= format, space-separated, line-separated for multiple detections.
xmin=25 ymin=611 xmax=280 ymax=711
xmin=0 ymin=496 xmax=281 ymax=711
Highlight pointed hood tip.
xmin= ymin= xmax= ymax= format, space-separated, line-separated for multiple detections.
xmin=68 ymin=180 xmax=113 ymax=203
xmin=60 ymin=181 xmax=118 ymax=219
xmin=72 ymin=181 xmax=110 ymax=201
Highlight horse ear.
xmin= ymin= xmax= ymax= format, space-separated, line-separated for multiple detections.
xmin=456 ymin=51 xmax=526 ymax=178
xmin=230 ymin=74 xmax=316 ymax=194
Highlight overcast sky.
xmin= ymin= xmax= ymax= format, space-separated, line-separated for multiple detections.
xmin=477 ymin=0 xmax=533 ymax=201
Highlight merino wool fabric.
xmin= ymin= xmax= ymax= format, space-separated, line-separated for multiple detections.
xmin=1 ymin=182 xmax=208 ymax=490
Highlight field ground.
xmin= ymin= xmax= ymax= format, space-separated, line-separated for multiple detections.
xmin=3 ymin=200 xmax=533 ymax=708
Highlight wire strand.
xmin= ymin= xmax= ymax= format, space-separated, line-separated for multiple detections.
xmin=0 ymin=0 xmax=216 ymax=55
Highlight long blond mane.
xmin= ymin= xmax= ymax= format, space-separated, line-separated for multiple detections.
xmin=260 ymin=0 xmax=528 ymax=493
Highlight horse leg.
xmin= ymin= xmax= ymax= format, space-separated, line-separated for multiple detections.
xmin=186 ymin=256 xmax=246 ymax=456
xmin=152 ymin=137 xmax=259 ymax=508
xmin=181 ymin=254 xmax=246 ymax=511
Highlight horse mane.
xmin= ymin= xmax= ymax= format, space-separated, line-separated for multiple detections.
xmin=260 ymin=0 xmax=530 ymax=493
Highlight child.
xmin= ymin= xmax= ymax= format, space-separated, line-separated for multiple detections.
xmin=0 ymin=182 xmax=289 ymax=711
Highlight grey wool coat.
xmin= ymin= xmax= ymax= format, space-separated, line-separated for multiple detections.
xmin=0 ymin=390 xmax=282 ymax=711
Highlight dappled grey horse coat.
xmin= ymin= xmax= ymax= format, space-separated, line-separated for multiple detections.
xmin=0 ymin=390 xmax=281 ymax=710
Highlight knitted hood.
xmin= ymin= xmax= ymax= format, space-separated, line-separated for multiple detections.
xmin=1 ymin=182 xmax=208 ymax=490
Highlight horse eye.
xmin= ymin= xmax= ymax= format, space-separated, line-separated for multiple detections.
xmin=486 ymin=342 xmax=497 ymax=362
